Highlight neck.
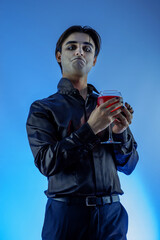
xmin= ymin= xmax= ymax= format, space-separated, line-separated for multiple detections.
xmin=63 ymin=73 xmax=88 ymax=100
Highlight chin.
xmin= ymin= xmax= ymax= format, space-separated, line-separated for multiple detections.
xmin=75 ymin=70 xmax=87 ymax=77
xmin=74 ymin=67 xmax=89 ymax=75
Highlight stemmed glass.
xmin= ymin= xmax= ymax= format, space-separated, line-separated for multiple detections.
xmin=97 ymin=90 xmax=122 ymax=144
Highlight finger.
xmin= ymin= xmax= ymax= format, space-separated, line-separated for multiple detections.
xmin=99 ymin=97 xmax=122 ymax=109
xmin=107 ymin=101 xmax=123 ymax=113
xmin=123 ymin=105 xmax=134 ymax=120
xmin=117 ymin=112 xmax=130 ymax=126
xmin=121 ymin=106 xmax=132 ymax=124
xmin=110 ymin=107 xmax=122 ymax=118
xmin=125 ymin=102 xmax=134 ymax=114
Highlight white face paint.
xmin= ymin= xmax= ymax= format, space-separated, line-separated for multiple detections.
xmin=58 ymin=32 xmax=97 ymax=77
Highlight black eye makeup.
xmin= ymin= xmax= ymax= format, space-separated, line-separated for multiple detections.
xmin=66 ymin=45 xmax=77 ymax=50
xmin=66 ymin=44 xmax=93 ymax=53
xmin=83 ymin=46 xmax=92 ymax=52
xmin=65 ymin=40 xmax=94 ymax=53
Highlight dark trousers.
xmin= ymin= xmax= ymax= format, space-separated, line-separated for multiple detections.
xmin=42 ymin=198 xmax=128 ymax=240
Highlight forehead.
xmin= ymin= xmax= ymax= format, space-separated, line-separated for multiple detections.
xmin=62 ymin=32 xmax=95 ymax=48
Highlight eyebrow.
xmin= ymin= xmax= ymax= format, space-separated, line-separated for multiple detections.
xmin=65 ymin=41 xmax=94 ymax=48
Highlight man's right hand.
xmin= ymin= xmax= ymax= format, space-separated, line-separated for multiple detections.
xmin=87 ymin=97 xmax=123 ymax=135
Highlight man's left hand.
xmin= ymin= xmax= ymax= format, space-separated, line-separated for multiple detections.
xmin=112 ymin=102 xmax=134 ymax=134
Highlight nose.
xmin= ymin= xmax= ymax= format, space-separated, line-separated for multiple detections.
xmin=75 ymin=46 xmax=84 ymax=56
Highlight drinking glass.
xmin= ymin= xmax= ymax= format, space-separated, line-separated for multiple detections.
xmin=97 ymin=90 xmax=122 ymax=144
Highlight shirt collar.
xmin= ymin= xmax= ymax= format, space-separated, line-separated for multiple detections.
xmin=57 ymin=78 xmax=99 ymax=95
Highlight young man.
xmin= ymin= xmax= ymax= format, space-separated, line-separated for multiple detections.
xmin=26 ymin=25 xmax=138 ymax=240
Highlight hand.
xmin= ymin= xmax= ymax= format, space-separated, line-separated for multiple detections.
xmin=112 ymin=102 xmax=134 ymax=134
xmin=88 ymin=97 xmax=123 ymax=134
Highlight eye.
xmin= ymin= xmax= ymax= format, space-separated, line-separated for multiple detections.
xmin=83 ymin=46 xmax=92 ymax=52
xmin=67 ymin=45 xmax=77 ymax=50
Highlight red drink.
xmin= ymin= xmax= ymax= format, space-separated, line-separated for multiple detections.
xmin=97 ymin=95 xmax=121 ymax=111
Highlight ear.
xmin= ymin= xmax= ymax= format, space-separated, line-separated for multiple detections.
xmin=56 ymin=51 xmax=62 ymax=63
xmin=93 ymin=56 xmax=97 ymax=66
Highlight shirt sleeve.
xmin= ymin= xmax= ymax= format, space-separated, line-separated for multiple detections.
xmin=112 ymin=128 xmax=139 ymax=175
xmin=26 ymin=100 xmax=100 ymax=177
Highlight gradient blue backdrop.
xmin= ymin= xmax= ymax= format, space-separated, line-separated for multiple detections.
xmin=1 ymin=0 xmax=160 ymax=239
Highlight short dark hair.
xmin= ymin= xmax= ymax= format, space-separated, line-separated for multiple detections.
xmin=55 ymin=25 xmax=101 ymax=70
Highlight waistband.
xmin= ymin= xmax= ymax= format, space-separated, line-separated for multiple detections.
xmin=52 ymin=195 xmax=120 ymax=207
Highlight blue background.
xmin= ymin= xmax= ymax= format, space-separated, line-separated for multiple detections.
xmin=1 ymin=0 xmax=160 ymax=239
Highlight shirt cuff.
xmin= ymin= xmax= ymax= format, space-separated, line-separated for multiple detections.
xmin=113 ymin=129 xmax=132 ymax=154
xmin=112 ymin=130 xmax=128 ymax=144
xmin=75 ymin=123 xmax=100 ymax=149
